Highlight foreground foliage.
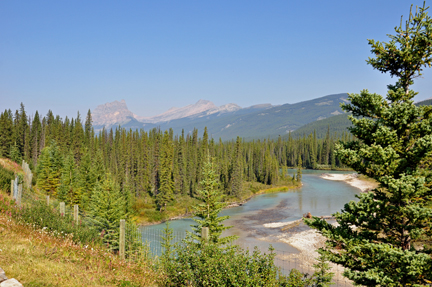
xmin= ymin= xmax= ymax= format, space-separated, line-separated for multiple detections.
xmin=307 ymin=3 xmax=432 ymax=286
xmin=161 ymin=241 xmax=304 ymax=287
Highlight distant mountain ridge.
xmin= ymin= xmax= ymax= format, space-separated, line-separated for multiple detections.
xmin=92 ymin=93 xmax=349 ymax=141
xmin=135 ymin=99 xmax=242 ymax=123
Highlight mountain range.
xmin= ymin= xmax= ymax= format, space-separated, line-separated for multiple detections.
xmin=92 ymin=93 xmax=350 ymax=140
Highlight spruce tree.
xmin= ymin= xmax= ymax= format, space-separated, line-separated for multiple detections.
xmin=9 ymin=142 xmax=22 ymax=164
xmin=0 ymin=110 xmax=14 ymax=158
xmin=30 ymin=111 xmax=42 ymax=167
xmin=84 ymin=109 xmax=93 ymax=145
xmin=312 ymin=254 xmax=334 ymax=287
xmin=77 ymin=148 xmax=96 ymax=208
xmin=58 ymin=151 xmax=80 ymax=205
xmin=36 ymin=141 xmax=63 ymax=195
xmin=230 ymin=136 xmax=243 ymax=196
xmin=191 ymin=156 xmax=237 ymax=246
xmin=156 ymin=131 xmax=174 ymax=211
xmin=88 ymin=174 xmax=127 ymax=251
xmin=306 ymin=4 xmax=432 ymax=286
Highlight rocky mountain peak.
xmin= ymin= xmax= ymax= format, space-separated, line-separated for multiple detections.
xmin=196 ymin=99 xmax=211 ymax=105
xmin=92 ymin=100 xmax=135 ymax=127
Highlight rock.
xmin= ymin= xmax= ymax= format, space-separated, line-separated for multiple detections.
xmin=0 ymin=279 xmax=23 ymax=287
xmin=0 ymin=268 xmax=7 ymax=283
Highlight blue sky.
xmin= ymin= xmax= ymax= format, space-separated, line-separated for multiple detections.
xmin=1 ymin=1 xmax=431 ymax=119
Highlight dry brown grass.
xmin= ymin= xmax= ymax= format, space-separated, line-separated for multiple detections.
xmin=0 ymin=213 xmax=159 ymax=287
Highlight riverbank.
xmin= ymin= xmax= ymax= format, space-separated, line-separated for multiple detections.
xmin=320 ymin=173 xmax=377 ymax=192
xmin=138 ymin=181 xmax=302 ymax=226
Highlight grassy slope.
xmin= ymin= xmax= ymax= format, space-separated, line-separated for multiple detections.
xmin=0 ymin=158 xmax=159 ymax=286
xmin=0 ymin=213 xmax=158 ymax=287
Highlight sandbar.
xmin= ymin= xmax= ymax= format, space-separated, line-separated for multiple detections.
xmin=320 ymin=173 xmax=377 ymax=192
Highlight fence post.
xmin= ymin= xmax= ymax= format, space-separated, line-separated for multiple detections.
xmin=201 ymin=227 xmax=209 ymax=243
xmin=46 ymin=195 xmax=50 ymax=206
xmin=28 ymin=171 xmax=33 ymax=189
xmin=119 ymin=219 xmax=126 ymax=260
xmin=11 ymin=179 xmax=14 ymax=196
xmin=60 ymin=202 xmax=65 ymax=216
xmin=17 ymin=184 xmax=22 ymax=207
xmin=74 ymin=205 xmax=79 ymax=225
xmin=14 ymin=177 xmax=18 ymax=199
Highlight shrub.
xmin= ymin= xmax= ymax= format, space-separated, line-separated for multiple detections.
xmin=17 ymin=200 xmax=101 ymax=245
xmin=161 ymin=239 xmax=313 ymax=287
xmin=0 ymin=193 xmax=19 ymax=217
xmin=0 ymin=164 xmax=14 ymax=194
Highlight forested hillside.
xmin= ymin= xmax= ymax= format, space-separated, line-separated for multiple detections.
xmin=0 ymin=104 xmax=352 ymax=222
xmin=291 ymin=113 xmax=353 ymax=139
xmin=290 ymin=98 xmax=432 ymax=139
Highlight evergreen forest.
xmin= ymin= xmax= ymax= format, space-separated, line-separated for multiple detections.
xmin=0 ymin=104 xmax=352 ymax=221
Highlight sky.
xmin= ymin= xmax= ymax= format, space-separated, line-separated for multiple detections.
xmin=1 ymin=1 xmax=432 ymax=119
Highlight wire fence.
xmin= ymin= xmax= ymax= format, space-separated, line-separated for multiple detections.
xmin=128 ymin=225 xmax=354 ymax=287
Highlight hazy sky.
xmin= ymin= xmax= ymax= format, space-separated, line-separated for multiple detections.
xmin=1 ymin=1 xmax=432 ymax=119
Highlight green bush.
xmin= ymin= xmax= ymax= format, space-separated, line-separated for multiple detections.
xmin=161 ymin=241 xmax=312 ymax=287
xmin=0 ymin=165 xmax=14 ymax=194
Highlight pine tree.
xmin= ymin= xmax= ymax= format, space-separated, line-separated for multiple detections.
xmin=36 ymin=141 xmax=63 ymax=195
xmin=88 ymin=174 xmax=127 ymax=251
xmin=156 ymin=131 xmax=174 ymax=211
xmin=0 ymin=110 xmax=14 ymax=158
xmin=72 ymin=112 xmax=84 ymax=161
xmin=16 ymin=103 xmax=28 ymax=157
xmin=9 ymin=142 xmax=22 ymax=164
xmin=30 ymin=111 xmax=42 ymax=167
xmin=191 ymin=156 xmax=237 ymax=246
xmin=312 ymin=254 xmax=334 ymax=287
xmin=307 ymin=4 xmax=432 ymax=285
xmin=84 ymin=109 xmax=93 ymax=145
xmin=230 ymin=136 xmax=243 ymax=196
xmin=77 ymin=148 xmax=96 ymax=208
xmin=58 ymin=151 xmax=80 ymax=204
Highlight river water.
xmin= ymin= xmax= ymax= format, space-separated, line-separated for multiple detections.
xmin=141 ymin=169 xmax=360 ymax=256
